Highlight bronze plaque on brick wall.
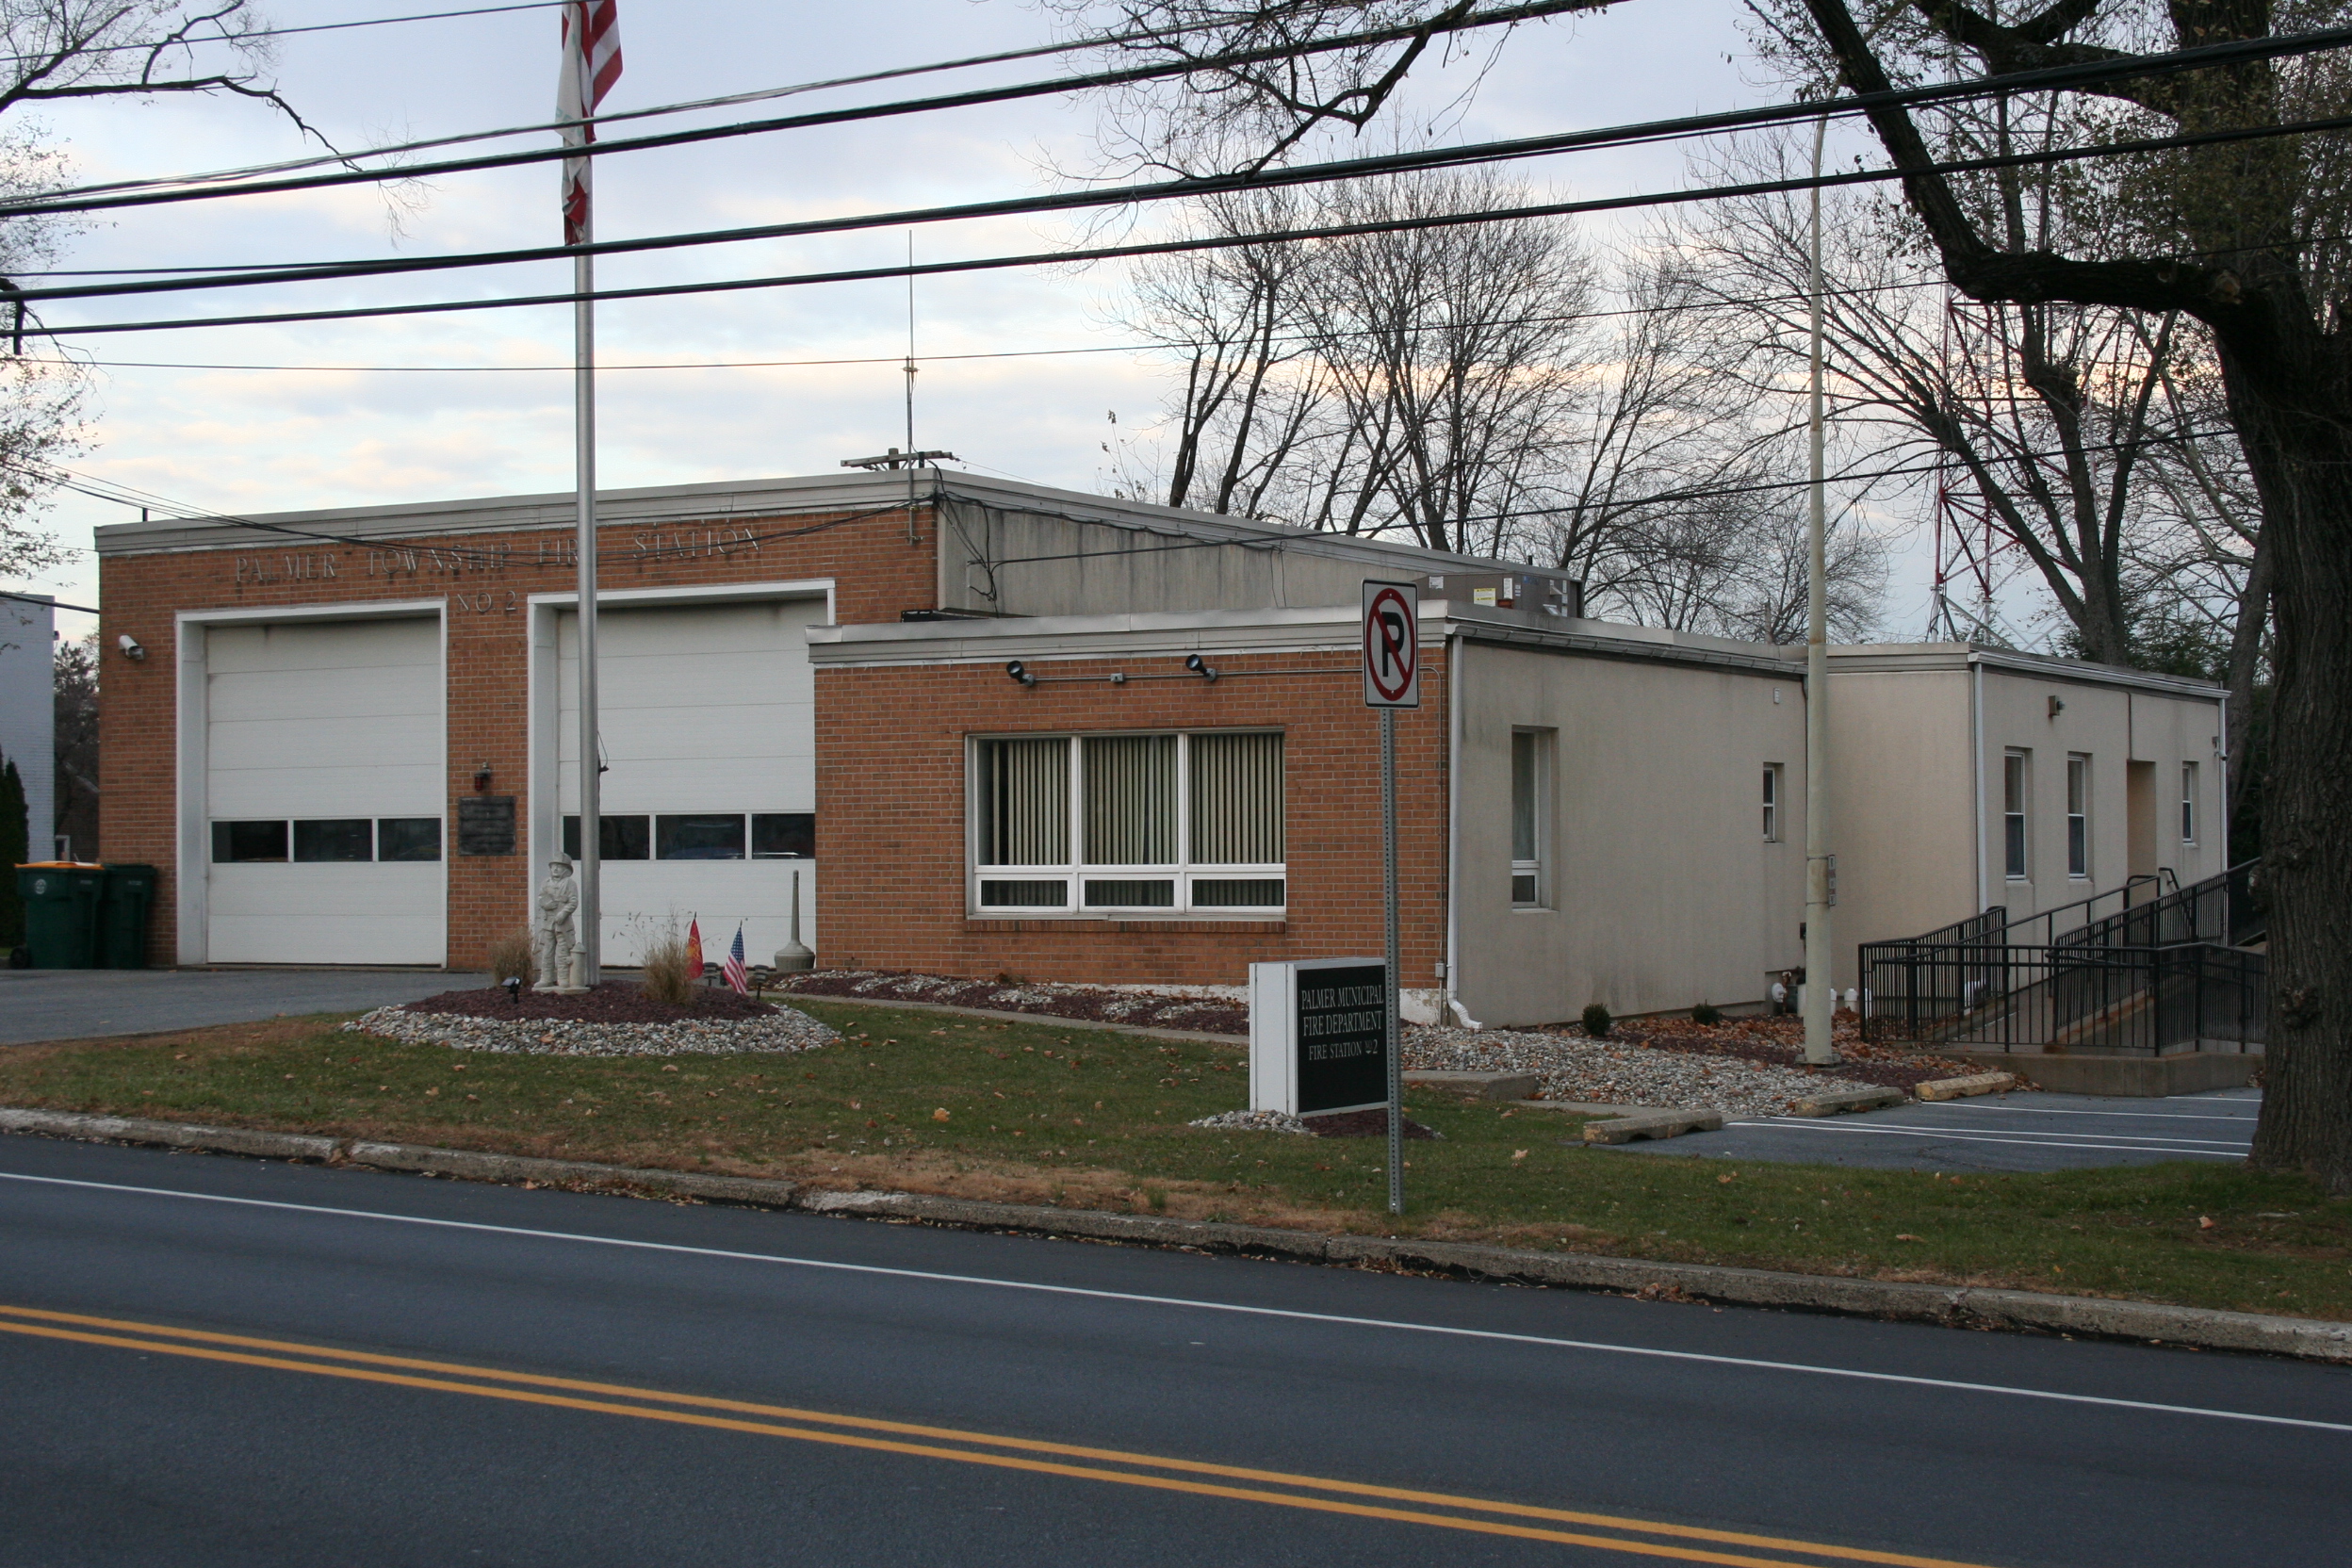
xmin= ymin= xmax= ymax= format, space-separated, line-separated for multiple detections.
xmin=456 ymin=795 xmax=516 ymax=856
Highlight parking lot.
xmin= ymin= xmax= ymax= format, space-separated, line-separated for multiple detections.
xmin=0 ymin=968 xmax=485 ymax=1046
xmin=1604 ymin=1086 xmax=2262 ymax=1171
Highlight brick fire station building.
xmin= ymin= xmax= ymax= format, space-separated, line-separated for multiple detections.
xmin=92 ymin=469 xmax=2230 ymax=1026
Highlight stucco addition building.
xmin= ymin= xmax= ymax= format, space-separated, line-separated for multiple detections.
xmin=90 ymin=469 xmax=2227 ymax=1027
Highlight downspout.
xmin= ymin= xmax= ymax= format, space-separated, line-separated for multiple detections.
xmin=1443 ymin=627 xmax=1482 ymax=1030
xmin=1971 ymin=650 xmax=1987 ymax=912
xmin=2214 ymin=688 xmax=2230 ymax=869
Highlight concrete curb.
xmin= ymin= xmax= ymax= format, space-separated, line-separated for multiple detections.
xmin=7 ymin=1106 xmax=2346 ymax=1364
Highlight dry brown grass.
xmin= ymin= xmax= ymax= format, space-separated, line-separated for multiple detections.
xmin=639 ymin=927 xmax=696 ymax=1006
xmin=485 ymin=929 xmax=536 ymax=988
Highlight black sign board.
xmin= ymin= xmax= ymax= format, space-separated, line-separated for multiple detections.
xmin=1296 ymin=962 xmax=1388 ymax=1115
xmin=456 ymin=794 xmax=516 ymax=857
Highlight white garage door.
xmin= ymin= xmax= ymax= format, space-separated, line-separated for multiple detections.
xmin=204 ymin=618 xmax=443 ymax=964
xmin=557 ymin=600 xmax=822 ymax=966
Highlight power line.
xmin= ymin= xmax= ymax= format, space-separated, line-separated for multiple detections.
xmin=0 ymin=586 xmax=96 ymax=613
xmin=0 ymin=2 xmax=1595 ymax=219
xmin=42 ymin=465 xmax=936 ymax=566
xmin=0 ymin=2 xmax=567 ymax=68
xmin=5 ymin=1 xmax=1436 ymax=213
xmin=24 ymin=96 xmax=2352 ymax=339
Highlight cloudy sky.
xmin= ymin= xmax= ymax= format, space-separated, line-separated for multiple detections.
xmin=9 ymin=0 xmax=1978 ymax=643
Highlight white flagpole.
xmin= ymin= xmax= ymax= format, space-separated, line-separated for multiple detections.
xmin=574 ymin=208 xmax=600 ymax=988
xmin=561 ymin=3 xmax=608 ymax=988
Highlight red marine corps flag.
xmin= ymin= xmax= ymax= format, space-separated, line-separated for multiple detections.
xmin=558 ymin=1 xmax=622 ymax=246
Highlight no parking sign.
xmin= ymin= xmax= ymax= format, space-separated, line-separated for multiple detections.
xmin=1362 ymin=580 xmax=1419 ymax=708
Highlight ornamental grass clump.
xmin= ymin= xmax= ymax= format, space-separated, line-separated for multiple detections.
xmin=640 ymin=928 xmax=697 ymax=1006
xmin=486 ymin=928 xmax=536 ymax=988
xmin=1581 ymin=1003 xmax=1613 ymax=1038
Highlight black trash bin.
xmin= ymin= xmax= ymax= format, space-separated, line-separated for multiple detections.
xmin=16 ymin=864 xmax=104 ymax=969
xmin=99 ymin=863 xmax=157 ymax=970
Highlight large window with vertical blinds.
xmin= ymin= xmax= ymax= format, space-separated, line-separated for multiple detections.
xmin=972 ymin=731 xmax=1285 ymax=913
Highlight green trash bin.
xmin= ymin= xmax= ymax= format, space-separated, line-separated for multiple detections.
xmin=16 ymin=864 xmax=105 ymax=969
xmin=99 ymin=863 xmax=157 ymax=970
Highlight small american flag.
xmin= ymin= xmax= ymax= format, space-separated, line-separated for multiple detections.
xmin=558 ymin=2 xmax=623 ymax=246
xmin=722 ymin=923 xmax=749 ymax=997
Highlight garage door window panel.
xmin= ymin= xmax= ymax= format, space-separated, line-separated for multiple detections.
xmin=752 ymin=813 xmax=814 ymax=859
xmin=657 ymin=814 xmax=746 ymax=860
xmin=294 ymin=819 xmax=374 ymax=863
xmin=972 ymin=731 xmax=1282 ymax=914
xmin=564 ymin=814 xmax=651 ymax=860
xmin=211 ymin=821 xmax=288 ymax=863
xmin=377 ymin=818 xmax=443 ymax=862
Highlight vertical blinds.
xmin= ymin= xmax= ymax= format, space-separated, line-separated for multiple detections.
xmin=984 ymin=732 xmax=1282 ymax=870
xmin=1189 ymin=731 xmax=1284 ymax=865
xmin=1084 ymin=734 xmax=1178 ymax=864
xmin=980 ymin=737 xmax=1069 ymax=865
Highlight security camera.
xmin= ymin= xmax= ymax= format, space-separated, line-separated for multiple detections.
xmin=116 ymin=633 xmax=144 ymax=662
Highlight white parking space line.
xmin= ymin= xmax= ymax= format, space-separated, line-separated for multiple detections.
xmin=1 ymin=1168 xmax=2344 ymax=1435
xmin=1943 ymin=1104 xmax=2259 ymax=1123
xmin=1726 ymin=1122 xmax=2248 ymax=1156
xmin=1768 ymin=1120 xmax=2254 ymax=1147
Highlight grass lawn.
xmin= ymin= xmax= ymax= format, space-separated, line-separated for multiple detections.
xmin=3 ymin=999 xmax=2347 ymax=1321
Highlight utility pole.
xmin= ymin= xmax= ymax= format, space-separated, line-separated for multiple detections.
xmin=1802 ymin=110 xmax=1838 ymax=1067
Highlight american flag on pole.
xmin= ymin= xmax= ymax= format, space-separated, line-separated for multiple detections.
xmin=722 ymin=923 xmax=749 ymax=997
xmin=558 ymin=2 xmax=623 ymax=246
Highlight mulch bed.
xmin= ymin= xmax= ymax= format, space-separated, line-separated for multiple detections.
xmin=772 ymin=971 xmax=1250 ymax=1036
xmin=1556 ymin=1014 xmax=2002 ymax=1092
xmin=1302 ymin=1108 xmax=1442 ymax=1139
xmin=402 ymin=982 xmax=778 ymax=1024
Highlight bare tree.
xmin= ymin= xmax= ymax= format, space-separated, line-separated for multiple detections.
xmin=1042 ymin=1 xmax=1583 ymax=175
xmin=0 ymin=4 xmax=327 ymax=577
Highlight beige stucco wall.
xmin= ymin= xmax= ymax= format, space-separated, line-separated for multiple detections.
xmin=1825 ymin=650 xmax=2227 ymax=991
xmin=1821 ymin=666 xmax=1980 ymax=988
xmin=1451 ymin=638 xmax=1807 ymax=1026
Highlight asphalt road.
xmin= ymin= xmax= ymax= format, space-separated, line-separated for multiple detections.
xmin=1607 ymin=1089 xmax=2264 ymax=1172
xmin=0 ymin=968 xmax=488 ymax=1045
xmin=2 ymin=1135 xmax=2346 ymax=1568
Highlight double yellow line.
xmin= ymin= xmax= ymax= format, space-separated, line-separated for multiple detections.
xmin=1 ymin=1302 xmax=1994 ymax=1565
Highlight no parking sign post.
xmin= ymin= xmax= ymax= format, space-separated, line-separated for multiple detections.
xmin=1363 ymin=580 xmax=1418 ymax=1216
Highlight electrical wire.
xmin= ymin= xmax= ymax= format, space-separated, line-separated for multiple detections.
xmin=0 ymin=586 xmax=97 ymax=613
xmin=0 ymin=1 xmax=1440 ymax=211
xmin=0 ymin=2 xmax=1594 ymax=218
xmin=0 ymin=3 xmax=568 ymax=68
xmin=41 ymin=464 xmax=933 ymax=566
xmin=22 ymin=96 xmax=2352 ymax=339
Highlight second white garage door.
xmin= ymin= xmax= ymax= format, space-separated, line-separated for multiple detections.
xmin=556 ymin=599 xmax=822 ymax=966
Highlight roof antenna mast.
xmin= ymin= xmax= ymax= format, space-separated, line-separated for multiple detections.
xmin=841 ymin=231 xmax=957 ymax=526
xmin=905 ymin=230 xmax=918 ymax=545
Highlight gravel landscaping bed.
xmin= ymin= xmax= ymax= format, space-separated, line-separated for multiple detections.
xmin=400 ymin=983 xmax=778 ymax=1023
xmin=1402 ymin=1018 xmax=1990 ymax=1118
xmin=1592 ymin=1015 xmax=1992 ymax=1093
xmin=773 ymin=970 xmax=1249 ymax=1036
xmin=346 ymin=995 xmax=840 ymax=1057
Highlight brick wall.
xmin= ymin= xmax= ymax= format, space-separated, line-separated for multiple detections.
xmin=813 ymin=646 xmax=1451 ymax=988
xmin=100 ymin=504 xmax=939 ymax=968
